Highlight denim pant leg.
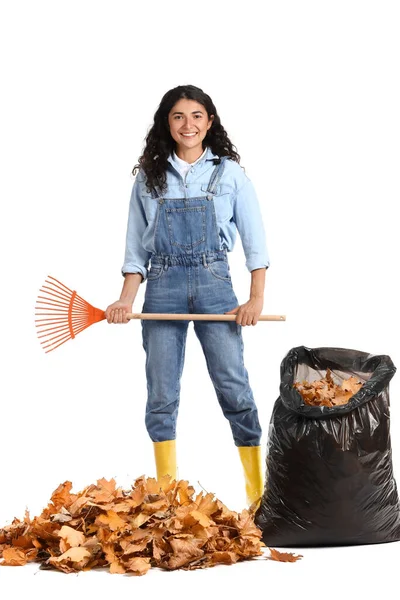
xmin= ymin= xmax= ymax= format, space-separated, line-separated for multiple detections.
xmin=193 ymin=319 xmax=262 ymax=446
xmin=142 ymin=319 xmax=189 ymax=442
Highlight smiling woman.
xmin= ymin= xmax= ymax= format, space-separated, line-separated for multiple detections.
xmin=105 ymin=84 xmax=270 ymax=509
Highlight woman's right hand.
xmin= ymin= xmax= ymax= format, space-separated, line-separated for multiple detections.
xmin=105 ymin=301 xmax=133 ymax=324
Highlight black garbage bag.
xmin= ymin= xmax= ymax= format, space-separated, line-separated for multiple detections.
xmin=255 ymin=346 xmax=400 ymax=547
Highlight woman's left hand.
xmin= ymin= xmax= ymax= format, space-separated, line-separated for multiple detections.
xmin=225 ymin=297 xmax=264 ymax=326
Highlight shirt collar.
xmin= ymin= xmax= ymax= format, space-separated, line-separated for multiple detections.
xmin=167 ymin=146 xmax=219 ymax=168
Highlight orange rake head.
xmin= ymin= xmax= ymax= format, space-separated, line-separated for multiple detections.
xmin=35 ymin=276 xmax=106 ymax=353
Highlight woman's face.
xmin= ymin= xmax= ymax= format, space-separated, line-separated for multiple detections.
xmin=167 ymin=99 xmax=214 ymax=153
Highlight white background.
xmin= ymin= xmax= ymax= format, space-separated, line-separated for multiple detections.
xmin=1 ymin=0 xmax=399 ymax=597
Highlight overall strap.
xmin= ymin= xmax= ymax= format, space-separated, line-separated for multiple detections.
xmin=150 ymin=183 xmax=162 ymax=200
xmin=206 ymin=156 xmax=228 ymax=194
xmin=151 ymin=187 xmax=160 ymax=198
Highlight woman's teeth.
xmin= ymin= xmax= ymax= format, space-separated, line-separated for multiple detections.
xmin=181 ymin=133 xmax=197 ymax=137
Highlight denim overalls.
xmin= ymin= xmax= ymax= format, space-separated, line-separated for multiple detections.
xmin=141 ymin=156 xmax=262 ymax=447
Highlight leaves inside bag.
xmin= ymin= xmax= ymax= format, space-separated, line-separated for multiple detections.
xmin=294 ymin=368 xmax=363 ymax=407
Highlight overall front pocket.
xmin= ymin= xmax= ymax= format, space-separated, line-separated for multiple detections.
xmin=147 ymin=264 xmax=165 ymax=281
xmin=166 ymin=206 xmax=206 ymax=249
xmin=207 ymin=259 xmax=232 ymax=282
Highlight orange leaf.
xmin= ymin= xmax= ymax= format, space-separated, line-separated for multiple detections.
xmin=48 ymin=546 xmax=91 ymax=572
xmin=166 ymin=538 xmax=205 ymax=569
xmin=96 ymin=510 xmax=126 ymax=532
xmin=50 ymin=481 xmax=75 ymax=509
xmin=210 ymin=551 xmax=239 ymax=565
xmin=124 ymin=556 xmax=151 ymax=576
xmin=109 ymin=560 xmax=126 ymax=574
xmin=58 ymin=525 xmax=86 ymax=549
xmin=268 ymin=548 xmax=303 ymax=562
xmin=96 ymin=478 xmax=117 ymax=493
xmin=194 ymin=492 xmax=218 ymax=516
xmin=1 ymin=547 xmax=28 ymax=566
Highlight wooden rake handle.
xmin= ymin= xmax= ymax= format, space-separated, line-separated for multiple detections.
xmin=127 ymin=313 xmax=286 ymax=321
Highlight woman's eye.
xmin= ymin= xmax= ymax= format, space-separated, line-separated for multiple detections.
xmin=174 ymin=115 xmax=202 ymax=119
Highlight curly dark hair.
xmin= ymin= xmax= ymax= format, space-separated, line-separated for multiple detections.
xmin=132 ymin=84 xmax=242 ymax=194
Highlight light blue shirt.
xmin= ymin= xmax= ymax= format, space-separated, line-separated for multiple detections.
xmin=122 ymin=146 xmax=270 ymax=281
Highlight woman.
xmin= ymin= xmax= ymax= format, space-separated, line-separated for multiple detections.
xmin=105 ymin=85 xmax=270 ymax=507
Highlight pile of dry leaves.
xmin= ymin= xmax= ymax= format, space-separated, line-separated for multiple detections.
xmin=294 ymin=368 xmax=363 ymax=407
xmin=0 ymin=475 xmax=301 ymax=575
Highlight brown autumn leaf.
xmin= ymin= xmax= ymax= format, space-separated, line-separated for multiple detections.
xmin=12 ymin=535 xmax=33 ymax=549
xmin=235 ymin=509 xmax=263 ymax=538
xmin=332 ymin=390 xmax=352 ymax=406
xmin=163 ymin=537 xmax=205 ymax=569
xmin=342 ymin=376 xmax=363 ymax=394
xmin=210 ymin=551 xmax=239 ymax=565
xmin=268 ymin=548 xmax=303 ymax=562
xmin=124 ymin=556 xmax=151 ymax=576
xmin=195 ymin=492 xmax=218 ymax=513
xmin=121 ymin=539 xmax=151 ymax=554
xmin=68 ymin=496 xmax=90 ymax=516
xmin=96 ymin=477 xmax=117 ymax=494
xmin=1 ymin=547 xmax=28 ymax=566
xmin=52 ymin=546 xmax=91 ymax=563
xmin=176 ymin=480 xmax=196 ymax=505
xmin=47 ymin=547 xmax=92 ymax=573
xmin=50 ymin=512 xmax=72 ymax=523
xmin=109 ymin=560 xmax=126 ymax=574
xmin=130 ymin=512 xmax=152 ymax=529
xmin=189 ymin=510 xmax=213 ymax=528
xmin=50 ymin=481 xmax=77 ymax=510
xmin=96 ymin=510 xmax=127 ymax=532
xmin=58 ymin=525 xmax=86 ymax=549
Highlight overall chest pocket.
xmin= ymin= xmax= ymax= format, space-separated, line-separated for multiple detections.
xmin=166 ymin=206 xmax=206 ymax=249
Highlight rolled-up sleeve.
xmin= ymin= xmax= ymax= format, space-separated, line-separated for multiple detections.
xmin=233 ymin=177 xmax=270 ymax=272
xmin=121 ymin=177 xmax=152 ymax=282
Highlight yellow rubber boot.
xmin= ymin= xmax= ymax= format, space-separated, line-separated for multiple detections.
xmin=153 ymin=440 xmax=177 ymax=481
xmin=238 ymin=445 xmax=264 ymax=509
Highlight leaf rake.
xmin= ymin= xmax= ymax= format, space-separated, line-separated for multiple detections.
xmin=35 ymin=275 xmax=286 ymax=353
